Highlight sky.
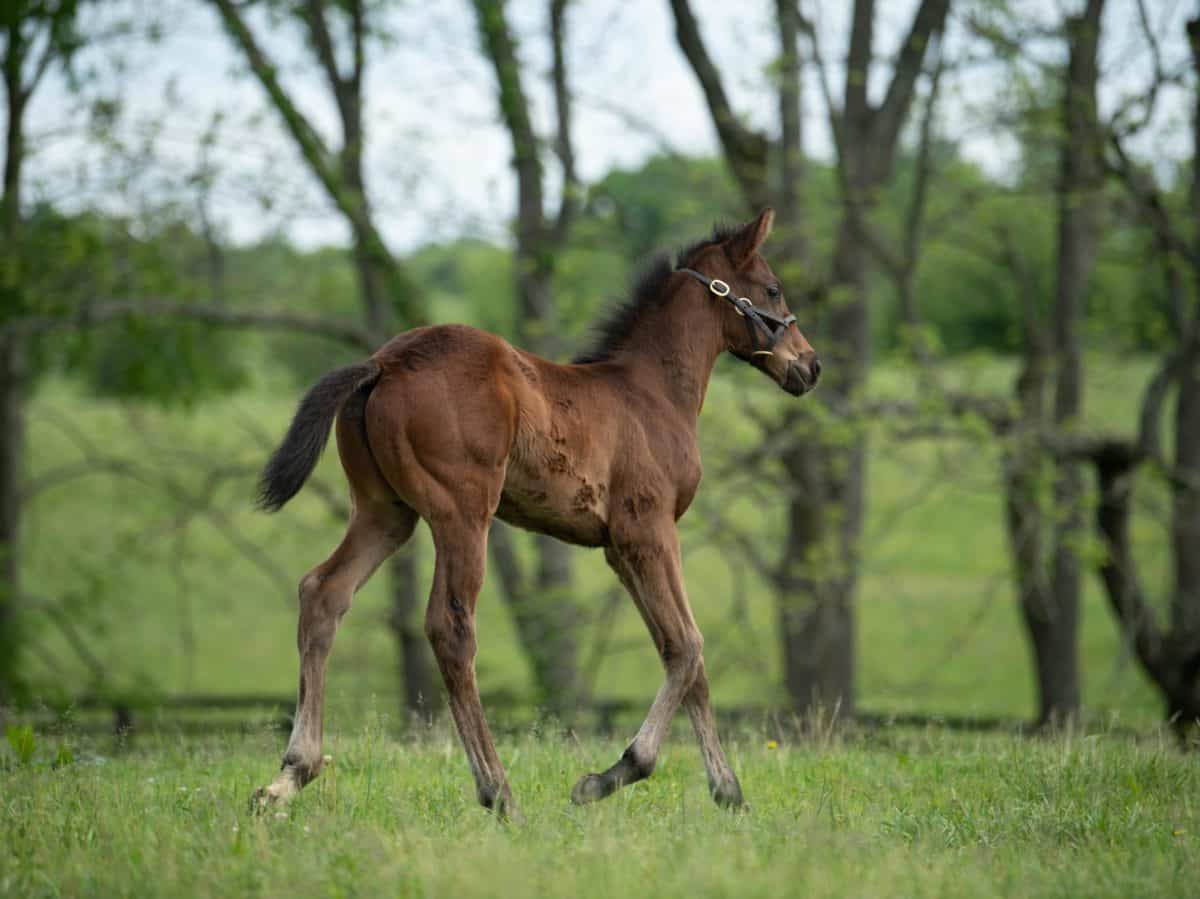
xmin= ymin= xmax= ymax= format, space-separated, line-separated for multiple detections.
xmin=16 ymin=0 xmax=1196 ymax=254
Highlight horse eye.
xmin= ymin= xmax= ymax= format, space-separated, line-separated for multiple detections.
xmin=766 ymin=284 xmax=781 ymax=299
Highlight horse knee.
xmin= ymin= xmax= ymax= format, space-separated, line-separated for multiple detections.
xmin=664 ymin=631 xmax=704 ymax=685
xmin=298 ymin=571 xmax=324 ymax=605
xmin=297 ymin=571 xmax=350 ymax=650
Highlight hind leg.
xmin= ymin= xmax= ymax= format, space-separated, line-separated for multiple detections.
xmin=357 ymin=358 xmax=518 ymax=814
xmin=424 ymin=511 xmax=517 ymax=818
xmin=253 ymin=501 xmax=416 ymax=809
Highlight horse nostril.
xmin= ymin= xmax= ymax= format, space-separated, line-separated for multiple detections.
xmin=810 ymin=357 xmax=822 ymax=383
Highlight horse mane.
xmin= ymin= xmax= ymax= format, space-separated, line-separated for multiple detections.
xmin=572 ymin=222 xmax=739 ymax=365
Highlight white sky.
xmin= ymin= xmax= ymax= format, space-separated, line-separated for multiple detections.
xmin=15 ymin=0 xmax=1196 ymax=253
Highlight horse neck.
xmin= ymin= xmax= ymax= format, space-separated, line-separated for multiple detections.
xmin=616 ymin=280 xmax=727 ymax=420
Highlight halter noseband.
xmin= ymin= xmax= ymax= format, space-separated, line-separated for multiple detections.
xmin=677 ymin=267 xmax=797 ymax=357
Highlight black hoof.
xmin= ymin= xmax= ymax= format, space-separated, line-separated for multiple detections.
xmin=711 ymin=778 xmax=747 ymax=810
xmin=570 ymin=773 xmax=614 ymax=805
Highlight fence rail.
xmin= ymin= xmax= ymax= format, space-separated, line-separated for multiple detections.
xmin=7 ymin=692 xmax=1125 ymax=740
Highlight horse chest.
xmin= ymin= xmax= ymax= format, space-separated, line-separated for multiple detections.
xmin=672 ymin=451 xmax=703 ymax=519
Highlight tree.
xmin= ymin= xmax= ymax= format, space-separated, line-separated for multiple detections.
xmin=1083 ymin=10 xmax=1200 ymax=737
xmin=1 ymin=0 xmax=86 ymax=705
xmin=470 ymin=0 xmax=583 ymax=718
xmin=206 ymin=0 xmax=438 ymax=715
xmin=668 ymin=0 xmax=950 ymax=716
xmin=2 ymin=0 xmax=440 ymax=715
xmin=996 ymin=0 xmax=1107 ymax=727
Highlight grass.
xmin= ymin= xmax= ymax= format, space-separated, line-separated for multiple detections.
xmin=2 ymin=720 xmax=1197 ymax=898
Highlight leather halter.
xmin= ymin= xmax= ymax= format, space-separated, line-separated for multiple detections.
xmin=677 ymin=267 xmax=797 ymax=357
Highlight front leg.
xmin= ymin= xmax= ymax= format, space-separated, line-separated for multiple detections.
xmin=572 ymin=523 xmax=709 ymax=804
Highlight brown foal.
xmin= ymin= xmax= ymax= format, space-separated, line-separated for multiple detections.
xmin=252 ymin=208 xmax=819 ymax=817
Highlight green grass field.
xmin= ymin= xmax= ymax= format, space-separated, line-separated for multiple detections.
xmin=2 ymin=722 xmax=1197 ymax=898
xmin=4 ymin=354 xmax=1195 ymax=897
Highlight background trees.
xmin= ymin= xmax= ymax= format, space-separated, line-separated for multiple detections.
xmin=669 ymin=0 xmax=950 ymax=717
xmin=1 ymin=0 xmax=1196 ymax=740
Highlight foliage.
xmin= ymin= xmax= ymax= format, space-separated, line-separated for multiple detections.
xmin=13 ymin=143 xmax=1177 ymax=396
xmin=21 ymin=207 xmax=248 ymax=405
xmin=545 ymin=150 xmax=1173 ymax=358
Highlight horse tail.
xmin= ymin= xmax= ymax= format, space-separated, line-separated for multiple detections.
xmin=257 ymin=360 xmax=382 ymax=512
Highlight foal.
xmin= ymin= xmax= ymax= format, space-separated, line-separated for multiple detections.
xmin=253 ymin=208 xmax=820 ymax=816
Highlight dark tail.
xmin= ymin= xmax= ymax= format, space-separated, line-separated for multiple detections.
xmin=257 ymin=360 xmax=382 ymax=512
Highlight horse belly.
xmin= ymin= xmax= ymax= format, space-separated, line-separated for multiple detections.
xmin=496 ymin=465 xmax=609 ymax=548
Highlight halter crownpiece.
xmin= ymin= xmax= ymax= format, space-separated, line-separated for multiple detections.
xmin=676 ymin=267 xmax=797 ymax=357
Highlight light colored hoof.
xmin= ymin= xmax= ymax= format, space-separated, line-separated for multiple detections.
xmin=249 ymin=780 xmax=296 ymax=815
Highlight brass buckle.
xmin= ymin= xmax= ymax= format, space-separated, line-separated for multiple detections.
xmin=709 ymin=279 xmax=730 ymax=297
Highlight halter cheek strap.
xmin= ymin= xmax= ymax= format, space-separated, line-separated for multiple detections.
xmin=676 ymin=267 xmax=797 ymax=356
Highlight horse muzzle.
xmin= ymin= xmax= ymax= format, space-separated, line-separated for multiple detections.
xmin=782 ymin=354 xmax=821 ymax=396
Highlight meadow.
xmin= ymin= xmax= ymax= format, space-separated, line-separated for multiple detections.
xmin=2 ymin=723 xmax=1197 ymax=897
xmin=3 ymin=355 xmax=1192 ymax=897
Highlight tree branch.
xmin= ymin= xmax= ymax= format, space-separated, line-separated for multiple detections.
xmin=208 ymin=0 xmax=341 ymax=201
xmin=301 ymin=0 xmax=351 ymax=126
xmin=549 ymin=0 xmax=579 ymax=243
xmin=871 ymin=0 xmax=951 ymax=155
xmin=795 ymin=3 xmax=844 ymax=149
xmin=5 ymin=299 xmax=377 ymax=353
xmin=668 ymin=0 xmax=770 ymax=209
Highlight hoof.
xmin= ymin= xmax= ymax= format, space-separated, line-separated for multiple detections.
xmin=248 ymin=780 xmax=296 ymax=815
xmin=712 ymin=780 xmax=747 ymax=810
xmin=480 ymin=786 xmax=523 ymax=823
xmin=496 ymin=799 xmax=525 ymax=825
xmin=570 ymin=773 xmax=612 ymax=805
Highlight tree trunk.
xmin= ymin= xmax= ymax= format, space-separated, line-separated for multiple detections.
xmin=1004 ymin=338 xmax=1058 ymax=724
xmin=388 ymin=545 xmax=437 ymax=718
xmin=1176 ymin=20 xmax=1200 ymax=665
xmin=774 ymin=0 xmax=806 ymax=273
xmin=1169 ymin=356 xmax=1200 ymax=727
xmin=0 ymin=338 xmax=23 ymax=707
xmin=533 ymin=533 xmax=579 ymax=712
xmin=472 ymin=0 xmax=581 ymax=719
xmin=344 ymin=206 xmax=439 ymax=719
xmin=338 ymin=117 xmax=439 ymax=715
xmin=1020 ymin=0 xmax=1106 ymax=726
xmin=0 ymin=60 xmax=25 ymax=708
xmin=1092 ymin=440 xmax=1200 ymax=739
xmin=1078 ymin=15 xmax=1200 ymax=741
xmin=776 ymin=217 xmax=868 ymax=718
xmin=487 ymin=524 xmax=579 ymax=718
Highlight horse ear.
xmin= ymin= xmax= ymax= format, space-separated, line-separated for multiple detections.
xmin=725 ymin=208 xmax=775 ymax=268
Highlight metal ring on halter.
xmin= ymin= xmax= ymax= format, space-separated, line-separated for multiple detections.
xmin=708 ymin=279 xmax=730 ymax=297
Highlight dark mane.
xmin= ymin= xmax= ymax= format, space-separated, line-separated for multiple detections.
xmin=572 ymin=222 xmax=739 ymax=365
